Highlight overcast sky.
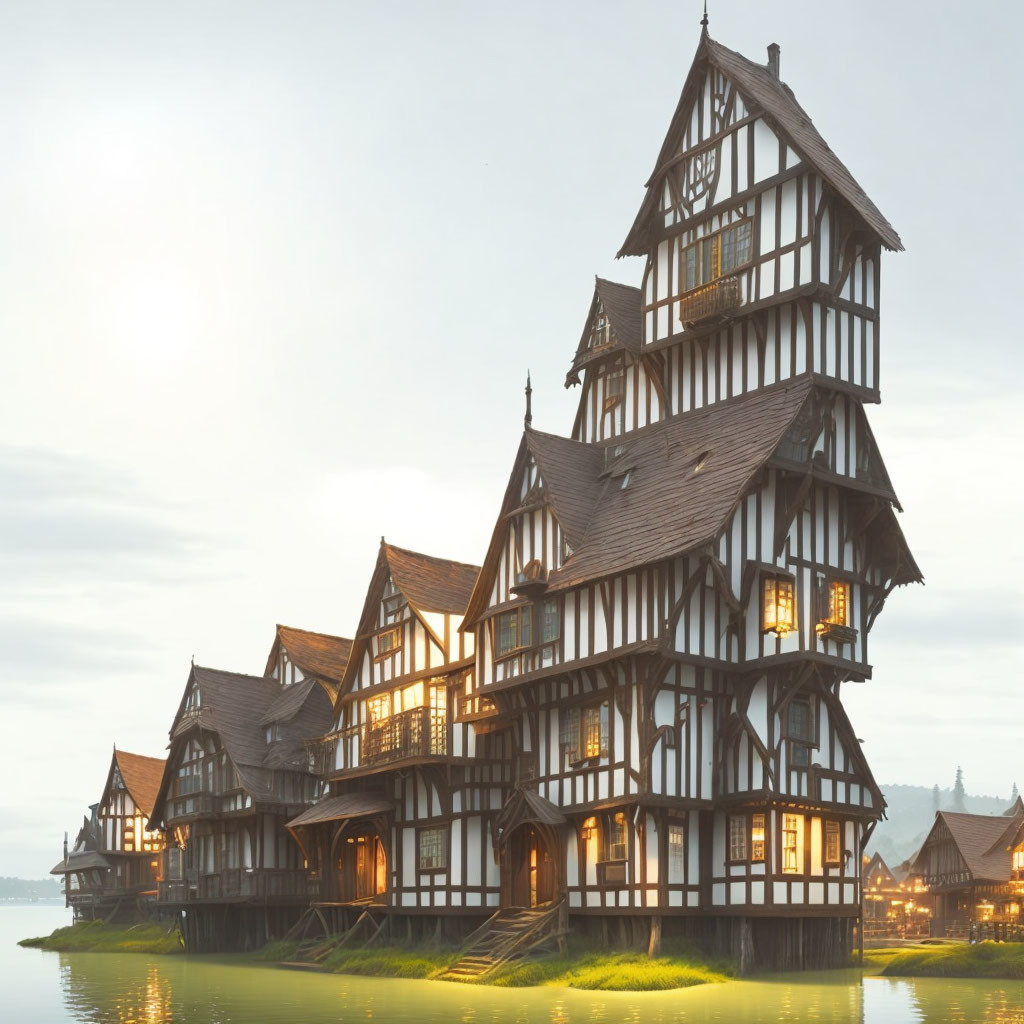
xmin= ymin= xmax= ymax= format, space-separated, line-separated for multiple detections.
xmin=2 ymin=0 xmax=1021 ymax=878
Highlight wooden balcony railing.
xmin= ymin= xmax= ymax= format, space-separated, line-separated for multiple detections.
xmin=362 ymin=707 xmax=447 ymax=766
xmin=306 ymin=732 xmax=342 ymax=777
xmin=679 ymin=276 xmax=741 ymax=325
xmin=158 ymin=869 xmax=311 ymax=902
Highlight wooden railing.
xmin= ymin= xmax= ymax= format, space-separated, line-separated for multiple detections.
xmin=159 ymin=869 xmax=311 ymax=902
xmin=679 ymin=276 xmax=741 ymax=324
xmin=306 ymin=732 xmax=343 ymax=776
xmin=362 ymin=707 xmax=446 ymax=765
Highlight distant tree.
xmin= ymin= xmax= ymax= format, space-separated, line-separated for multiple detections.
xmin=952 ymin=766 xmax=967 ymax=812
xmin=1012 ymin=782 xmax=1020 ymax=804
xmin=932 ymin=784 xmax=941 ymax=815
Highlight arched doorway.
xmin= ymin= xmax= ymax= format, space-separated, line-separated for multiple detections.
xmin=334 ymin=826 xmax=387 ymax=903
xmin=505 ymin=823 xmax=559 ymax=908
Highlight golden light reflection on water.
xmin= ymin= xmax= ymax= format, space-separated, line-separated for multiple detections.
xmin=43 ymin=953 xmax=1024 ymax=1024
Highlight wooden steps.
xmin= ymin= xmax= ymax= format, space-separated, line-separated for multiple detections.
xmin=437 ymin=902 xmax=567 ymax=982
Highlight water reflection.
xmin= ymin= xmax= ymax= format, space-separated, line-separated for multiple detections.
xmin=22 ymin=945 xmax=1024 ymax=1024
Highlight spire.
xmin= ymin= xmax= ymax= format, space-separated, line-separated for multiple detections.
xmin=524 ymin=371 xmax=533 ymax=428
xmin=700 ymin=0 xmax=708 ymax=33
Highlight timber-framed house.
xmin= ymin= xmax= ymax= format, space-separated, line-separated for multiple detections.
xmin=913 ymin=799 xmax=1024 ymax=939
xmin=287 ymin=542 xmax=511 ymax=940
xmin=51 ymin=748 xmax=166 ymax=922
xmin=455 ymin=25 xmax=920 ymax=970
xmin=150 ymin=657 xmax=336 ymax=951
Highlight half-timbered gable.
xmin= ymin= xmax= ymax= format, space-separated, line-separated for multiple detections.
xmin=150 ymin=664 xmax=332 ymax=950
xmin=265 ymin=623 xmax=352 ymax=699
xmin=914 ymin=806 xmax=1024 ymax=937
xmin=290 ymin=543 xmax=514 ymax=929
xmin=50 ymin=748 xmax=167 ymax=921
xmin=566 ymin=279 xmax=667 ymax=443
xmin=614 ymin=31 xmax=901 ymax=417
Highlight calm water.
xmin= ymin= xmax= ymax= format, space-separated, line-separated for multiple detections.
xmin=6 ymin=905 xmax=1024 ymax=1023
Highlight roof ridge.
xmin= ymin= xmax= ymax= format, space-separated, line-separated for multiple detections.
xmin=384 ymin=542 xmax=481 ymax=572
xmin=194 ymin=664 xmax=277 ymax=683
xmin=277 ymin=623 xmax=350 ymax=642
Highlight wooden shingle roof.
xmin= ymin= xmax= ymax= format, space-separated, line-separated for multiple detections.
xmin=917 ymin=810 xmax=1024 ymax=885
xmin=566 ymin=278 xmax=643 ymax=386
xmin=265 ymin=625 xmax=352 ymax=684
xmin=113 ymin=750 xmax=166 ymax=818
xmin=385 ymin=544 xmax=480 ymax=615
xmin=535 ymin=379 xmax=815 ymax=590
xmin=619 ymin=32 xmax=902 ymax=257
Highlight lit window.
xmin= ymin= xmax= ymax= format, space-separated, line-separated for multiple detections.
xmin=1013 ymin=848 xmax=1024 ymax=872
xmin=668 ymin=824 xmax=685 ymax=883
xmin=763 ymin=576 xmax=796 ymax=637
xmin=367 ymin=696 xmax=390 ymax=724
xmin=418 ymin=828 xmax=447 ymax=871
xmin=560 ymin=702 xmax=609 ymax=764
xmin=782 ymin=814 xmax=800 ymax=873
xmin=729 ymin=815 xmax=747 ymax=861
xmin=376 ymin=627 xmax=401 ymax=658
xmin=825 ymin=821 xmax=841 ymax=865
xmin=680 ymin=219 xmax=753 ymax=292
xmin=496 ymin=606 xmax=533 ymax=656
xmin=751 ymin=814 xmax=766 ymax=862
xmin=816 ymin=580 xmax=851 ymax=636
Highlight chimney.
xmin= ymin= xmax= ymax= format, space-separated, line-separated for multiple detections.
xmin=767 ymin=43 xmax=780 ymax=79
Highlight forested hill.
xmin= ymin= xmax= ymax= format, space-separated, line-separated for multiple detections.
xmin=869 ymin=784 xmax=1016 ymax=868
xmin=0 ymin=877 xmax=63 ymax=900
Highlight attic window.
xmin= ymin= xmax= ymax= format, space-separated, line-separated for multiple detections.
xmin=693 ymin=449 xmax=711 ymax=472
xmin=620 ymin=471 xmax=631 ymax=490
xmin=382 ymin=579 xmax=403 ymax=621
xmin=265 ymin=724 xmax=282 ymax=744
xmin=375 ymin=627 xmax=401 ymax=659
xmin=589 ymin=308 xmax=612 ymax=351
xmin=604 ymin=444 xmax=628 ymax=472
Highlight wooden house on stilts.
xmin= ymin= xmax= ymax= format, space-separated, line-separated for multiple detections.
xmin=51 ymin=748 xmax=166 ymax=922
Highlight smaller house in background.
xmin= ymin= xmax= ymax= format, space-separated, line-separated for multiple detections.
xmin=913 ymin=797 xmax=1024 ymax=939
xmin=51 ymin=748 xmax=166 ymax=922
xmin=861 ymin=851 xmax=930 ymax=939
xmin=265 ymin=624 xmax=352 ymax=701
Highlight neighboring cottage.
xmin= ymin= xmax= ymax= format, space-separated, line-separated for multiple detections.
xmin=861 ymin=851 xmax=930 ymax=939
xmin=914 ymin=798 xmax=1024 ymax=938
xmin=51 ymin=748 xmax=166 ymax=921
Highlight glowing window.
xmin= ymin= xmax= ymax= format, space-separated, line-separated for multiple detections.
xmin=376 ymin=627 xmax=401 ymax=657
xmin=763 ymin=576 xmax=796 ymax=637
xmin=751 ymin=814 xmax=766 ymax=862
xmin=782 ymin=814 xmax=800 ymax=873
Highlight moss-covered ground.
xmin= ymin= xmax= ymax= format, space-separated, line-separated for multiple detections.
xmin=19 ymin=920 xmax=184 ymax=955
xmin=863 ymin=940 xmax=1024 ymax=980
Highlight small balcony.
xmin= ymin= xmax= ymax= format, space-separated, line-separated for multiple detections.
xmin=306 ymin=732 xmax=342 ymax=777
xmin=679 ymin=276 xmax=741 ymax=325
xmin=362 ymin=706 xmax=447 ymax=766
xmin=159 ymin=868 xmax=312 ymax=902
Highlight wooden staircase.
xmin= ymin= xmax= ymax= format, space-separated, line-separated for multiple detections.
xmin=280 ymin=907 xmax=386 ymax=967
xmin=437 ymin=901 xmax=567 ymax=982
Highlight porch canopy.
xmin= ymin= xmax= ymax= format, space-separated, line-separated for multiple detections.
xmin=286 ymin=793 xmax=393 ymax=831
xmin=50 ymin=851 xmax=111 ymax=875
xmin=494 ymin=789 xmax=566 ymax=848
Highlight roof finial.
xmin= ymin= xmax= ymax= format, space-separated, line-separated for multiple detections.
xmin=524 ymin=371 xmax=533 ymax=429
xmin=700 ymin=0 xmax=708 ymax=32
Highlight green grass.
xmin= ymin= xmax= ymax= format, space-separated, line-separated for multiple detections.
xmin=19 ymin=920 xmax=183 ymax=955
xmin=877 ymin=941 xmax=1024 ymax=980
xmin=488 ymin=950 xmax=730 ymax=990
xmin=320 ymin=944 xmax=455 ymax=978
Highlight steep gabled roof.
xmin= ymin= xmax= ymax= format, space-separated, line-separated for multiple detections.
xmin=340 ymin=542 xmax=480 ymax=699
xmin=109 ymin=750 xmax=165 ymax=818
xmin=265 ymin=624 xmax=352 ymax=684
xmin=619 ymin=32 xmax=902 ymax=257
xmin=863 ymin=851 xmax=896 ymax=887
xmin=151 ymin=663 xmax=332 ymax=824
xmin=565 ymin=278 xmax=642 ymax=387
xmin=917 ymin=810 xmax=1024 ymax=884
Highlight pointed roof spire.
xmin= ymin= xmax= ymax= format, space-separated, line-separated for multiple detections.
xmin=524 ymin=371 xmax=533 ymax=429
xmin=700 ymin=0 xmax=708 ymax=33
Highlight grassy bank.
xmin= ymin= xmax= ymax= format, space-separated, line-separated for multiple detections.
xmin=869 ymin=941 xmax=1024 ymax=980
xmin=262 ymin=935 xmax=731 ymax=991
xmin=19 ymin=920 xmax=183 ymax=955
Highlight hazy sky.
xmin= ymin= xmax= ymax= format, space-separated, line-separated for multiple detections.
xmin=2 ymin=0 xmax=1021 ymax=878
